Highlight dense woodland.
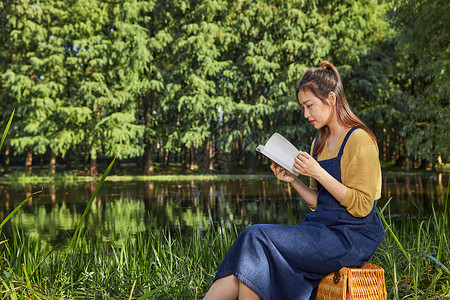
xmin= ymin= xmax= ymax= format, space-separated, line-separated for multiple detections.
xmin=0 ymin=0 xmax=448 ymax=175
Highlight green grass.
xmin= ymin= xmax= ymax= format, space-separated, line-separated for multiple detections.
xmin=0 ymin=223 xmax=237 ymax=299
xmin=0 ymin=172 xmax=275 ymax=185
xmin=372 ymin=185 xmax=450 ymax=299
xmin=0 ymin=202 xmax=448 ymax=299
xmin=375 ymin=219 xmax=450 ymax=299
xmin=381 ymin=160 xmax=450 ymax=176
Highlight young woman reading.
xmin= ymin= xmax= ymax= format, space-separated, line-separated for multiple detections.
xmin=203 ymin=61 xmax=385 ymax=300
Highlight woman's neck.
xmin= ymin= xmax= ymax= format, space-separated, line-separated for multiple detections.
xmin=325 ymin=124 xmax=349 ymax=152
xmin=326 ymin=116 xmax=348 ymax=140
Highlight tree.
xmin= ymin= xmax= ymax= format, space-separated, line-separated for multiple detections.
xmin=165 ymin=0 xmax=234 ymax=173
xmin=62 ymin=0 xmax=147 ymax=175
xmin=0 ymin=1 xmax=15 ymax=171
xmin=220 ymin=0 xmax=284 ymax=172
xmin=1 ymin=0 xmax=67 ymax=173
xmin=388 ymin=0 xmax=450 ymax=167
xmin=139 ymin=0 xmax=173 ymax=175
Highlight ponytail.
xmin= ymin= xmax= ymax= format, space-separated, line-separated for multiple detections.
xmin=296 ymin=61 xmax=377 ymax=155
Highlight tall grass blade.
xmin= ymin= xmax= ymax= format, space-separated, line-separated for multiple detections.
xmin=128 ymin=280 xmax=137 ymax=300
xmin=30 ymin=245 xmax=59 ymax=278
xmin=0 ymin=110 xmax=14 ymax=152
xmin=60 ymin=156 xmax=116 ymax=273
xmin=378 ymin=197 xmax=393 ymax=215
xmin=419 ymin=270 xmax=443 ymax=300
xmin=377 ymin=207 xmax=416 ymax=271
xmin=0 ymin=189 xmax=43 ymax=230
xmin=23 ymin=264 xmax=36 ymax=300
xmin=136 ymin=276 xmax=185 ymax=300
xmin=423 ymin=253 xmax=450 ymax=275
xmin=437 ymin=177 xmax=449 ymax=261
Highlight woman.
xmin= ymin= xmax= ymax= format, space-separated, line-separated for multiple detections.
xmin=203 ymin=61 xmax=384 ymax=300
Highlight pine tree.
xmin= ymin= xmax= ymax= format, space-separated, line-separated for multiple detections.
xmin=388 ymin=0 xmax=450 ymax=166
xmin=62 ymin=0 xmax=147 ymax=175
xmin=1 ymin=0 xmax=67 ymax=173
xmin=164 ymin=0 xmax=233 ymax=173
xmin=139 ymin=0 xmax=173 ymax=175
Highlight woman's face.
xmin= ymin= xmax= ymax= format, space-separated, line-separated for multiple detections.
xmin=298 ymin=89 xmax=333 ymax=129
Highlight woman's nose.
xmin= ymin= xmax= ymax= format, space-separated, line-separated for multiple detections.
xmin=304 ymin=108 xmax=310 ymax=119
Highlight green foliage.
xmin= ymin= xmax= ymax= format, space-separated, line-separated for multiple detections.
xmin=0 ymin=0 xmax=447 ymax=173
xmin=388 ymin=0 xmax=450 ymax=164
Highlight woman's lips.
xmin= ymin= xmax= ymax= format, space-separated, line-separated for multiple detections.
xmin=310 ymin=120 xmax=315 ymax=124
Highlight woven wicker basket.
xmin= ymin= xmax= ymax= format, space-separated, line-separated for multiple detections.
xmin=315 ymin=263 xmax=386 ymax=300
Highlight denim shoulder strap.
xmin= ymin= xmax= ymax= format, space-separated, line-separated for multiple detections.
xmin=337 ymin=127 xmax=358 ymax=157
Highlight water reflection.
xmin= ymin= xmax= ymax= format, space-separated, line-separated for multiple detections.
xmin=381 ymin=174 xmax=448 ymax=216
xmin=0 ymin=174 xmax=448 ymax=247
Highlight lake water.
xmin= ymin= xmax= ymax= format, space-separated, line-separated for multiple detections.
xmin=0 ymin=173 xmax=448 ymax=246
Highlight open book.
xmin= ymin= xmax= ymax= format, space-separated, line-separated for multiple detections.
xmin=256 ymin=133 xmax=300 ymax=176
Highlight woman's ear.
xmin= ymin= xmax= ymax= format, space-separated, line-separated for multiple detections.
xmin=327 ymin=92 xmax=336 ymax=107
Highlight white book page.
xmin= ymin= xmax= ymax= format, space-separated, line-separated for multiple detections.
xmin=256 ymin=133 xmax=300 ymax=175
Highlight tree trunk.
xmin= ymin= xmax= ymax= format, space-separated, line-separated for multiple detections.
xmin=143 ymin=91 xmax=155 ymax=175
xmin=164 ymin=150 xmax=169 ymax=168
xmin=404 ymin=157 xmax=410 ymax=171
xmin=418 ymin=158 xmax=428 ymax=170
xmin=199 ymin=140 xmax=212 ymax=174
xmin=84 ymin=140 xmax=89 ymax=174
xmin=49 ymin=150 xmax=56 ymax=174
xmin=144 ymin=144 xmax=154 ymax=175
xmin=65 ymin=151 xmax=71 ymax=170
xmin=246 ymin=151 xmax=257 ymax=174
xmin=4 ymin=144 xmax=10 ymax=172
xmin=209 ymin=139 xmax=214 ymax=171
xmin=25 ymin=147 xmax=33 ymax=173
xmin=181 ymin=146 xmax=187 ymax=171
xmin=90 ymin=151 xmax=98 ymax=176
xmin=190 ymin=147 xmax=195 ymax=170
xmin=231 ymin=135 xmax=243 ymax=170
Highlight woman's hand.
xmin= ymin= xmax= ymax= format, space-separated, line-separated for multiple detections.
xmin=270 ymin=162 xmax=297 ymax=183
xmin=271 ymin=157 xmax=319 ymax=207
xmin=293 ymin=151 xmax=323 ymax=179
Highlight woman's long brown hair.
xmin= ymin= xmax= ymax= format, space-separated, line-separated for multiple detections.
xmin=296 ymin=61 xmax=377 ymax=156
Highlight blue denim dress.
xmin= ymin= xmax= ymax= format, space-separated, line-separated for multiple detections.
xmin=214 ymin=128 xmax=385 ymax=299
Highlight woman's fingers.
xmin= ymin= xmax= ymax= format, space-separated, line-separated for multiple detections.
xmin=270 ymin=162 xmax=294 ymax=182
xmin=271 ymin=162 xmax=283 ymax=178
xmin=270 ymin=162 xmax=276 ymax=172
xmin=294 ymin=152 xmax=310 ymax=175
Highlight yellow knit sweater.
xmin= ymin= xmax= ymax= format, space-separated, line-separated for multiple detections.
xmin=309 ymin=128 xmax=382 ymax=217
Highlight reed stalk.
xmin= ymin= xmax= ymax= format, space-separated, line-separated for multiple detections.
xmin=59 ymin=157 xmax=116 ymax=276
xmin=0 ymin=110 xmax=14 ymax=152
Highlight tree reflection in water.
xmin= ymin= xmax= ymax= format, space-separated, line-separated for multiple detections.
xmin=0 ymin=174 xmax=448 ymax=247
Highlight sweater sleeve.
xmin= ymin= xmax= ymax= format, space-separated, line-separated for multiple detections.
xmin=340 ymin=134 xmax=382 ymax=217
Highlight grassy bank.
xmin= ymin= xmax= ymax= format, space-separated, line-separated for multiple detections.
xmin=0 ymin=170 xmax=277 ymax=184
xmin=1 ymin=204 xmax=449 ymax=299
